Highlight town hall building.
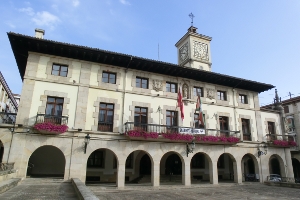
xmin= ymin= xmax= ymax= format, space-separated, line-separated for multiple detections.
xmin=1 ymin=26 xmax=297 ymax=187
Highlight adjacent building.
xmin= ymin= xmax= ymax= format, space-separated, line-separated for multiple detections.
xmin=1 ymin=27 xmax=297 ymax=187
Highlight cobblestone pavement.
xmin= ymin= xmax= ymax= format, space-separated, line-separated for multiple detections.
xmin=89 ymin=183 xmax=300 ymax=200
xmin=0 ymin=178 xmax=78 ymax=200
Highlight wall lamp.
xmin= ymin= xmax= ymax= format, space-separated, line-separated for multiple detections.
xmin=186 ymin=140 xmax=195 ymax=157
xmin=84 ymin=134 xmax=90 ymax=154
xmin=258 ymin=142 xmax=268 ymax=157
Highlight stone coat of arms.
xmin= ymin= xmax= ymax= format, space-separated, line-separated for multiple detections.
xmin=152 ymin=79 xmax=163 ymax=91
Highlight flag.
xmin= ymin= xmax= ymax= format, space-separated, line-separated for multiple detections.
xmin=196 ymin=94 xmax=205 ymax=126
xmin=177 ymin=87 xmax=184 ymax=121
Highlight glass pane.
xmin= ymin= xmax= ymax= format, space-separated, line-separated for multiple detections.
xmin=142 ymin=79 xmax=147 ymax=88
xmin=134 ymin=116 xmax=140 ymax=123
xmin=107 ymin=104 xmax=114 ymax=109
xmin=141 ymin=115 xmax=147 ymax=123
xmin=166 ymin=111 xmax=170 ymax=116
xmin=45 ymin=104 xmax=54 ymax=115
xmin=55 ymin=105 xmax=63 ymax=116
xmin=47 ymin=97 xmax=55 ymax=102
xmin=100 ymin=103 xmax=106 ymax=108
xmin=166 ymin=83 xmax=170 ymax=92
xmin=51 ymin=70 xmax=59 ymax=76
xmin=60 ymin=71 xmax=67 ymax=77
xmin=61 ymin=66 xmax=68 ymax=72
xmin=141 ymin=108 xmax=147 ymax=113
xmin=136 ymin=78 xmax=141 ymax=87
xmin=166 ymin=117 xmax=171 ymax=126
xmin=109 ymin=74 xmax=116 ymax=84
xmin=99 ymin=110 xmax=105 ymax=122
xmin=56 ymin=98 xmax=64 ymax=104
xmin=52 ymin=65 xmax=60 ymax=70
xmin=172 ymin=115 xmax=177 ymax=126
xmin=135 ymin=107 xmax=140 ymax=112
xmin=107 ymin=111 xmax=113 ymax=122
xmin=102 ymin=73 xmax=108 ymax=83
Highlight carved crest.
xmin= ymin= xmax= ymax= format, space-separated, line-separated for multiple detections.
xmin=207 ymin=88 xmax=215 ymax=100
xmin=152 ymin=79 xmax=163 ymax=92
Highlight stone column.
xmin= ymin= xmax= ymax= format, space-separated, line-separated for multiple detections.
xmin=284 ymin=148 xmax=294 ymax=178
xmin=117 ymin=163 xmax=125 ymax=188
xmin=183 ymin=158 xmax=191 ymax=186
xmin=209 ymin=161 xmax=218 ymax=184
xmin=233 ymin=161 xmax=242 ymax=183
xmin=151 ymin=160 xmax=160 ymax=187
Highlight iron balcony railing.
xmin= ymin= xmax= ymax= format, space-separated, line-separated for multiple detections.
xmin=124 ymin=122 xmax=240 ymax=138
xmin=0 ymin=112 xmax=17 ymax=124
xmin=266 ymin=134 xmax=296 ymax=142
xmin=35 ymin=114 xmax=68 ymax=125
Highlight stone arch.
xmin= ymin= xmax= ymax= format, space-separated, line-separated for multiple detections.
xmin=217 ymin=153 xmax=237 ymax=183
xmin=241 ymin=153 xmax=259 ymax=182
xmin=0 ymin=140 xmax=3 ymax=163
xmin=269 ymin=154 xmax=285 ymax=177
xmin=190 ymin=151 xmax=212 ymax=184
xmin=27 ymin=145 xmax=66 ymax=178
xmin=124 ymin=150 xmax=154 ymax=185
xmin=292 ymin=158 xmax=300 ymax=179
xmin=85 ymin=148 xmax=119 ymax=184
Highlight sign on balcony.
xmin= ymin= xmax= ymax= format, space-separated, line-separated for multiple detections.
xmin=179 ymin=128 xmax=205 ymax=135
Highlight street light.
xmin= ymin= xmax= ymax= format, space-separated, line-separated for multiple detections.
xmin=258 ymin=142 xmax=267 ymax=157
xmin=84 ymin=134 xmax=90 ymax=154
xmin=186 ymin=140 xmax=195 ymax=157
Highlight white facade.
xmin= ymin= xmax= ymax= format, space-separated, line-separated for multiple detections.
xmin=2 ymin=28 xmax=297 ymax=187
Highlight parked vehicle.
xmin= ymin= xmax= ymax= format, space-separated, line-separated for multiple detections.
xmin=269 ymin=174 xmax=282 ymax=182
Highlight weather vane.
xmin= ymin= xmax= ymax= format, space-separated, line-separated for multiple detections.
xmin=189 ymin=12 xmax=195 ymax=26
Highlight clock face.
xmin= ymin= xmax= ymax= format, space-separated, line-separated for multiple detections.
xmin=193 ymin=41 xmax=209 ymax=60
xmin=179 ymin=43 xmax=189 ymax=62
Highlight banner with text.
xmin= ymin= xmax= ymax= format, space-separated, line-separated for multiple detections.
xmin=179 ymin=128 xmax=205 ymax=135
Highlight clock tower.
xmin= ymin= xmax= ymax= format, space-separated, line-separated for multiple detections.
xmin=175 ymin=26 xmax=212 ymax=71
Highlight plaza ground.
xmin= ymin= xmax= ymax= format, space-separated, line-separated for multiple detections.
xmin=89 ymin=183 xmax=300 ymax=200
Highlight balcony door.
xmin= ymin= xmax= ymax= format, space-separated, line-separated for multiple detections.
xmin=45 ymin=97 xmax=64 ymax=124
xmin=134 ymin=107 xmax=147 ymax=131
xmin=98 ymin=103 xmax=114 ymax=132
xmin=219 ymin=116 xmax=229 ymax=137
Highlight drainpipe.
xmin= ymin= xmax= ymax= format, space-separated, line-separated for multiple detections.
xmin=121 ymin=57 xmax=132 ymax=133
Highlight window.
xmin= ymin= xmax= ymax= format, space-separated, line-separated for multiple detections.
xmin=102 ymin=72 xmax=116 ymax=84
xmin=194 ymin=113 xmax=205 ymax=128
xmin=286 ymin=116 xmax=295 ymax=133
xmin=219 ymin=116 xmax=229 ymax=137
xmin=134 ymin=107 xmax=147 ymax=131
xmin=87 ymin=150 xmax=104 ymax=168
xmin=267 ymin=121 xmax=276 ymax=140
xmin=98 ymin=103 xmax=114 ymax=132
xmin=52 ymin=64 xmax=68 ymax=77
xmin=126 ymin=153 xmax=133 ymax=168
xmin=191 ymin=154 xmax=205 ymax=168
xmin=166 ymin=110 xmax=177 ymax=132
xmin=136 ymin=77 xmax=148 ymax=89
xmin=284 ymin=106 xmax=289 ymax=113
xmin=193 ymin=87 xmax=203 ymax=97
xmin=239 ymin=94 xmax=248 ymax=104
xmin=166 ymin=82 xmax=177 ymax=93
xmin=45 ymin=97 xmax=64 ymax=124
xmin=217 ymin=91 xmax=227 ymax=101
xmin=242 ymin=118 xmax=251 ymax=141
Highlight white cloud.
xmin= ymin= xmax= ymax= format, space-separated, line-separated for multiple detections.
xmin=119 ymin=0 xmax=130 ymax=5
xmin=32 ymin=11 xmax=60 ymax=29
xmin=18 ymin=7 xmax=34 ymax=16
xmin=72 ymin=0 xmax=80 ymax=7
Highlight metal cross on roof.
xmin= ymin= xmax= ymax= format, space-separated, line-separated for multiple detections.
xmin=189 ymin=12 xmax=195 ymax=26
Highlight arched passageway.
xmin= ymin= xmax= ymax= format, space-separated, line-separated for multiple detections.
xmin=27 ymin=145 xmax=65 ymax=178
xmin=292 ymin=158 xmax=300 ymax=179
xmin=0 ymin=140 xmax=3 ymax=163
xmin=269 ymin=157 xmax=281 ymax=176
xmin=190 ymin=152 xmax=211 ymax=184
xmin=241 ymin=154 xmax=259 ymax=182
xmin=124 ymin=150 xmax=153 ymax=185
xmin=217 ymin=153 xmax=235 ymax=182
xmin=160 ymin=152 xmax=183 ymax=184
xmin=86 ymin=148 xmax=117 ymax=184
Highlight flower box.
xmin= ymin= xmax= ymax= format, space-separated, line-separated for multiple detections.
xmin=272 ymin=140 xmax=297 ymax=147
xmin=33 ymin=122 xmax=68 ymax=134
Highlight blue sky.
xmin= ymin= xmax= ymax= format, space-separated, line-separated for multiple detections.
xmin=1 ymin=0 xmax=300 ymax=106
